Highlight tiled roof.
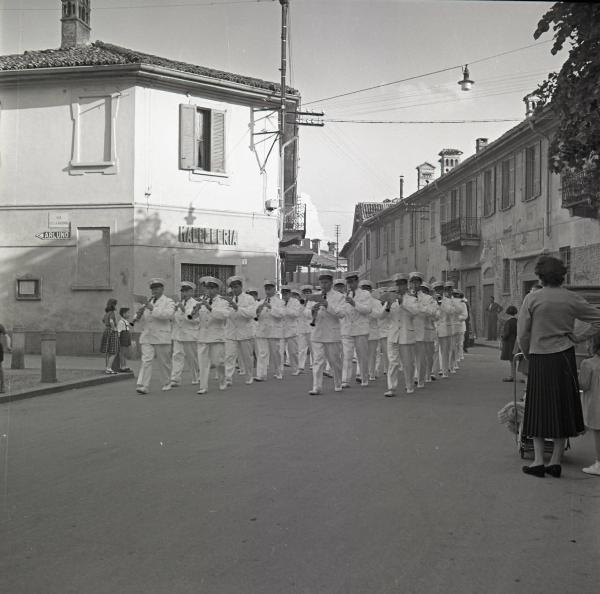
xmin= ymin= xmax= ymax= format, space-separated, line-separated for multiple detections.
xmin=438 ymin=148 xmax=463 ymax=155
xmin=352 ymin=202 xmax=389 ymax=234
xmin=0 ymin=41 xmax=297 ymax=94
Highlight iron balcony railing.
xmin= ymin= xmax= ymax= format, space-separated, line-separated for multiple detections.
xmin=561 ymin=170 xmax=599 ymax=211
xmin=283 ymin=202 xmax=306 ymax=233
xmin=441 ymin=216 xmax=481 ymax=246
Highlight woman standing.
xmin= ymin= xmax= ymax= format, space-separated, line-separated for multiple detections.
xmin=100 ymin=298 xmax=119 ymax=374
xmin=500 ymin=305 xmax=518 ymax=381
xmin=486 ymin=296 xmax=503 ymax=340
xmin=517 ymin=256 xmax=600 ymax=478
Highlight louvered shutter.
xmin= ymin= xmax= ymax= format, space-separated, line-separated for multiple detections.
xmin=515 ymin=149 xmax=524 ymax=202
xmin=509 ymin=156 xmax=516 ymax=206
xmin=533 ymin=140 xmax=542 ymax=197
xmin=476 ymin=174 xmax=484 ymax=217
xmin=495 ymin=163 xmax=502 ymax=209
xmin=179 ymin=104 xmax=196 ymax=170
xmin=210 ymin=110 xmax=226 ymax=173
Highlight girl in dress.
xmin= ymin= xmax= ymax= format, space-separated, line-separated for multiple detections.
xmin=100 ymin=299 xmax=119 ymax=374
xmin=580 ymin=334 xmax=600 ymax=476
xmin=500 ymin=305 xmax=518 ymax=382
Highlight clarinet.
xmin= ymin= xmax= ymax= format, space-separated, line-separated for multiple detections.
xmin=254 ymin=297 xmax=270 ymax=322
xmin=131 ymin=297 xmax=155 ymax=326
xmin=310 ymin=293 xmax=326 ymax=326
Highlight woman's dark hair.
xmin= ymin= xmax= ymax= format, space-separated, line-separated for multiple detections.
xmin=105 ymin=298 xmax=118 ymax=312
xmin=119 ymin=307 xmax=130 ymax=317
xmin=534 ymin=256 xmax=567 ymax=287
xmin=506 ymin=305 xmax=518 ymax=316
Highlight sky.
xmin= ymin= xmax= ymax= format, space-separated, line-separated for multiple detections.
xmin=0 ymin=0 xmax=566 ymax=243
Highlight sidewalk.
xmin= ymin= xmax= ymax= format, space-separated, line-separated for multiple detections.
xmin=1 ymin=353 xmax=138 ymax=403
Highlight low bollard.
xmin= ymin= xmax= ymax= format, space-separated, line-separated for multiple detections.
xmin=10 ymin=324 xmax=26 ymax=370
xmin=40 ymin=331 xmax=57 ymax=383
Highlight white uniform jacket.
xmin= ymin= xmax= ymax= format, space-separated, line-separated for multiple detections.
xmin=436 ymin=296 xmax=458 ymax=339
xmin=383 ymin=293 xmax=421 ymax=345
xmin=377 ymin=313 xmax=391 ymax=341
xmin=139 ymin=295 xmax=176 ymax=345
xmin=282 ymin=297 xmax=302 ymax=338
xmin=343 ymin=288 xmax=373 ymax=336
xmin=368 ymin=297 xmax=385 ymax=340
xmin=197 ymin=296 xmax=230 ymax=343
xmin=298 ymin=302 xmax=313 ymax=335
xmin=172 ymin=297 xmax=200 ymax=342
xmin=225 ymin=293 xmax=258 ymax=341
xmin=255 ymin=296 xmax=285 ymax=339
xmin=450 ymin=298 xmax=468 ymax=334
xmin=307 ymin=289 xmax=346 ymax=343
xmin=414 ymin=292 xmax=440 ymax=342
xmin=457 ymin=299 xmax=469 ymax=334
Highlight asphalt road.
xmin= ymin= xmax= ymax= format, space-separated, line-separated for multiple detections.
xmin=1 ymin=347 xmax=599 ymax=594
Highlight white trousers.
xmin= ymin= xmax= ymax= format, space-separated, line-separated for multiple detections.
xmin=450 ymin=333 xmax=462 ymax=369
xmin=171 ymin=340 xmax=199 ymax=384
xmin=297 ymin=332 xmax=312 ymax=370
xmin=198 ymin=342 xmax=225 ymax=391
xmin=341 ymin=336 xmax=355 ymax=383
xmin=387 ymin=342 xmax=415 ymax=393
xmin=438 ymin=336 xmax=452 ymax=374
xmin=281 ymin=336 xmax=299 ymax=374
xmin=255 ymin=337 xmax=282 ymax=380
xmin=367 ymin=339 xmax=379 ymax=379
xmin=225 ymin=339 xmax=255 ymax=383
xmin=423 ymin=340 xmax=435 ymax=380
xmin=350 ymin=334 xmax=369 ymax=382
xmin=414 ymin=341 xmax=428 ymax=386
xmin=137 ymin=343 xmax=172 ymax=390
xmin=375 ymin=338 xmax=388 ymax=376
xmin=312 ymin=341 xmax=343 ymax=392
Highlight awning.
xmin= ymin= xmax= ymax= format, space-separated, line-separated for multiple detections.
xmin=310 ymin=253 xmax=337 ymax=269
xmin=279 ymin=245 xmax=315 ymax=271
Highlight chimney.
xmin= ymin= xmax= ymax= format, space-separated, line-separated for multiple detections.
xmin=399 ymin=175 xmax=404 ymax=199
xmin=311 ymin=239 xmax=321 ymax=253
xmin=61 ymin=1 xmax=91 ymax=49
xmin=327 ymin=241 xmax=336 ymax=256
xmin=476 ymin=138 xmax=488 ymax=153
xmin=523 ymin=94 xmax=538 ymax=118
xmin=301 ymin=238 xmax=311 ymax=249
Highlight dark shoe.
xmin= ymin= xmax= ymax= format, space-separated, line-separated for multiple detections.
xmin=522 ymin=465 xmax=546 ymax=477
xmin=545 ymin=464 xmax=562 ymax=478
xmin=502 ymin=377 xmax=514 ymax=382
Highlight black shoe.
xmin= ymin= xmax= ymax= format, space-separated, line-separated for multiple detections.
xmin=430 ymin=375 xmax=437 ymax=381
xmin=545 ymin=464 xmax=561 ymax=478
xmin=522 ymin=465 xmax=545 ymax=477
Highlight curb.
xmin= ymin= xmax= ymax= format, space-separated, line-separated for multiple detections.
xmin=0 ymin=372 xmax=134 ymax=404
xmin=473 ymin=341 xmax=499 ymax=349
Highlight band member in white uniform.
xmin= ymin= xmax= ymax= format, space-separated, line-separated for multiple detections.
xmin=434 ymin=281 xmax=457 ymax=378
xmin=280 ymin=286 xmax=302 ymax=376
xmin=135 ymin=278 xmax=176 ymax=394
xmin=359 ymin=279 xmax=384 ymax=382
xmin=334 ymin=278 xmax=353 ymax=388
xmin=166 ymin=280 xmax=200 ymax=389
xmin=450 ymin=286 xmax=468 ymax=371
xmin=297 ymin=285 xmax=314 ymax=373
xmin=382 ymin=273 xmax=421 ymax=397
xmin=343 ymin=271 xmax=372 ymax=387
xmin=191 ymin=277 xmax=230 ymax=394
xmin=375 ymin=288 xmax=390 ymax=378
xmin=419 ymin=282 xmax=440 ymax=383
xmin=224 ymin=276 xmax=257 ymax=386
xmin=306 ymin=272 xmax=345 ymax=395
xmin=254 ymin=280 xmax=285 ymax=381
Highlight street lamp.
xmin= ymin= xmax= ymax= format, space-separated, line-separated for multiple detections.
xmin=458 ymin=64 xmax=474 ymax=91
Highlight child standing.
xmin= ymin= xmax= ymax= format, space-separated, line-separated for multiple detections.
xmin=116 ymin=307 xmax=133 ymax=373
xmin=580 ymin=334 xmax=600 ymax=476
xmin=100 ymin=299 xmax=119 ymax=374
xmin=500 ymin=305 xmax=518 ymax=382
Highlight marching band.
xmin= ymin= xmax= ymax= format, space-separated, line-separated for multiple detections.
xmin=132 ymin=272 xmax=472 ymax=396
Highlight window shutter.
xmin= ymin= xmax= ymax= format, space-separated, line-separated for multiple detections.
xmin=495 ymin=164 xmax=502 ymax=209
xmin=533 ymin=140 xmax=542 ymax=197
xmin=515 ymin=149 xmax=524 ymax=202
xmin=509 ymin=156 xmax=516 ymax=206
xmin=179 ymin=104 xmax=196 ymax=170
xmin=476 ymin=174 xmax=484 ymax=217
xmin=210 ymin=110 xmax=226 ymax=173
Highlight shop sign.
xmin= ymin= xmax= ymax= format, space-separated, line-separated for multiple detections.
xmin=178 ymin=226 xmax=238 ymax=246
xmin=48 ymin=212 xmax=71 ymax=229
xmin=35 ymin=230 xmax=71 ymax=240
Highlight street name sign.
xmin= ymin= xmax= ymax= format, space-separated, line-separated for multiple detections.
xmin=35 ymin=231 xmax=71 ymax=240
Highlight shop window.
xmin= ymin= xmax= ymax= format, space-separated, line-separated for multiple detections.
xmin=179 ymin=104 xmax=226 ymax=173
xmin=181 ymin=263 xmax=235 ymax=296
xmin=16 ymin=276 xmax=41 ymax=300
xmin=72 ymin=227 xmax=111 ymax=290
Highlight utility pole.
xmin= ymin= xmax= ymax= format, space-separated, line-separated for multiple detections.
xmin=334 ymin=224 xmax=341 ymax=270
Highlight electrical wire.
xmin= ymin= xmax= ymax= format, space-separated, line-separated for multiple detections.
xmin=324 ymin=118 xmax=523 ymax=125
xmin=303 ymin=40 xmax=554 ymax=107
xmin=0 ymin=0 xmax=268 ymax=10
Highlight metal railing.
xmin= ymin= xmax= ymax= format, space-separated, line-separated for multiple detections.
xmin=441 ymin=216 xmax=481 ymax=245
xmin=561 ymin=170 xmax=599 ymax=210
xmin=283 ymin=202 xmax=306 ymax=233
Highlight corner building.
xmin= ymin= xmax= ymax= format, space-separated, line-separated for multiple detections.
xmin=341 ymin=107 xmax=600 ymax=339
xmin=0 ymin=4 xmax=299 ymax=353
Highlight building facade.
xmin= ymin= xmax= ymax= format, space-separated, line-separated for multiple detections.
xmin=0 ymin=3 xmax=300 ymax=353
xmin=341 ymin=108 xmax=600 ymax=339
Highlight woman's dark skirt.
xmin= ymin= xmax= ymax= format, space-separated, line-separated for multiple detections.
xmin=500 ymin=337 xmax=516 ymax=361
xmin=100 ymin=328 xmax=119 ymax=355
xmin=522 ymin=347 xmax=584 ymax=438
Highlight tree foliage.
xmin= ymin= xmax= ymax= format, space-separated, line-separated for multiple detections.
xmin=528 ymin=2 xmax=600 ymax=192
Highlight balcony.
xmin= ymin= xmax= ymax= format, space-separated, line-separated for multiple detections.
xmin=441 ymin=217 xmax=481 ymax=250
xmin=282 ymin=202 xmax=307 ymax=244
xmin=561 ymin=171 xmax=599 ymax=219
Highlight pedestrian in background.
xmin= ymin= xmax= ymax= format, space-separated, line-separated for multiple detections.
xmin=579 ymin=334 xmax=600 ymax=476
xmin=486 ymin=296 xmax=503 ymax=341
xmin=116 ymin=307 xmax=133 ymax=373
xmin=0 ymin=324 xmax=11 ymax=393
xmin=500 ymin=305 xmax=518 ymax=382
xmin=100 ymin=298 xmax=119 ymax=374
xmin=517 ymin=256 xmax=600 ymax=478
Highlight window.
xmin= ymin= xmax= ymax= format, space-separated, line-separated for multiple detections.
xmin=465 ymin=180 xmax=476 ymax=218
xmin=500 ymin=157 xmax=515 ymax=210
xmin=390 ymin=220 xmax=396 ymax=253
xmin=559 ymin=246 xmax=571 ymax=284
xmin=355 ymin=242 xmax=364 ymax=268
xmin=524 ymin=141 xmax=541 ymax=200
xmin=179 ymin=104 xmax=226 ymax=173
xmin=365 ymin=232 xmax=371 ymax=260
xmin=375 ymin=226 xmax=381 ymax=258
xmin=439 ymin=197 xmax=447 ymax=225
xmin=420 ymin=211 xmax=427 ymax=243
xmin=383 ymin=224 xmax=389 ymax=255
xmin=502 ymin=259 xmax=510 ymax=294
xmin=16 ymin=276 xmax=41 ymax=301
xmin=450 ymin=189 xmax=459 ymax=219
xmin=409 ymin=213 xmax=415 ymax=247
xmin=73 ymin=227 xmax=110 ymax=289
xmin=483 ymin=169 xmax=495 ymax=216
xmin=181 ymin=263 xmax=235 ymax=296
xmin=430 ymin=202 xmax=436 ymax=238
